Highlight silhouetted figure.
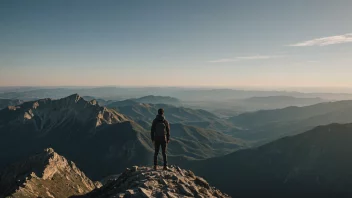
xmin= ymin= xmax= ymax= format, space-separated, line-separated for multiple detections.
xmin=151 ymin=108 xmax=170 ymax=170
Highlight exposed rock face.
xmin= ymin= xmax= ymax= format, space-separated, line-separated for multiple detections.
xmin=0 ymin=148 xmax=101 ymax=198
xmin=1 ymin=94 xmax=129 ymax=132
xmin=80 ymin=165 xmax=230 ymax=198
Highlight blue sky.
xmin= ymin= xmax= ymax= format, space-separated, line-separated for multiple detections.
xmin=0 ymin=0 xmax=351 ymax=89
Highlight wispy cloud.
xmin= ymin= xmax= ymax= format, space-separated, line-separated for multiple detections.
xmin=289 ymin=33 xmax=352 ymax=47
xmin=208 ymin=55 xmax=280 ymax=63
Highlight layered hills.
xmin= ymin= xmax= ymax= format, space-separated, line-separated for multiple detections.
xmin=108 ymin=102 xmax=215 ymax=123
xmin=230 ymin=100 xmax=352 ymax=144
xmin=235 ymin=96 xmax=325 ymax=111
xmin=108 ymin=101 xmax=239 ymax=134
xmin=169 ymin=124 xmax=246 ymax=159
xmin=133 ymin=95 xmax=182 ymax=106
xmin=0 ymin=94 xmax=244 ymax=180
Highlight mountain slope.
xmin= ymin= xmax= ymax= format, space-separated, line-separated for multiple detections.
xmin=0 ymin=94 xmax=153 ymax=179
xmin=108 ymin=102 xmax=217 ymax=123
xmin=0 ymin=148 xmax=100 ymax=198
xmin=108 ymin=102 xmax=240 ymax=134
xmin=184 ymin=123 xmax=352 ymax=197
xmin=169 ymin=124 xmax=246 ymax=159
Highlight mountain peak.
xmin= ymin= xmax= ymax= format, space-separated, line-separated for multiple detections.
xmin=44 ymin=147 xmax=55 ymax=154
xmin=66 ymin=93 xmax=82 ymax=103
xmin=81 ymin=165 xmax=230 ymax=198
xmin=0 ymin=148 xmax=100 ymax=198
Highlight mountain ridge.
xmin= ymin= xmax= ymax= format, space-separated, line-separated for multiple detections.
xmin=0 ymin=148 xmax=100 ymax=198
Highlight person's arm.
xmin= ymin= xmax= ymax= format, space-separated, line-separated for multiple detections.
xmin=151 ymin=120 xmax=156 ymax=141
xmin=165 ymin=120 xmax=170 ymax=142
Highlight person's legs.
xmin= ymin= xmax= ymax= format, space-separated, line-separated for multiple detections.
xmin=161 ymin=141 xmax=168 ymax=167
xmin=154 ymin=141 xmax=160 ymax=166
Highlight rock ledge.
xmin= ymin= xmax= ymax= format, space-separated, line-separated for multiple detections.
xmin=82 ymin=165 xmax=230 ymax=198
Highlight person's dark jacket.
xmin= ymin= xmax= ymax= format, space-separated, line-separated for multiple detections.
xmin=151 ymin=114 xmax=170 ymax=142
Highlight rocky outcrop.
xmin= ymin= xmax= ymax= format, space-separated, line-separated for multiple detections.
xmin=0 ymin=148 xmax=101 ymax=198
xmin=81 ymin=165 xmax=230 ymax=198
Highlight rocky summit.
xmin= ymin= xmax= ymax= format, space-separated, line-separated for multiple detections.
xmin=80 ymin=165 xmax=230 ymax=198
xmin=0 ymin=148 xmax=101 ymax=198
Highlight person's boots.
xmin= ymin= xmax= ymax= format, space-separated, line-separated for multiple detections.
xmin=153 ymin=165 xmax=157 ymax=170
xmin=163 ymin=166 xmax=168 ymax=170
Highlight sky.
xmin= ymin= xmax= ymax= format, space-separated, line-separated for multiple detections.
xmin=0 ymin=0 xmax=352 ymax=89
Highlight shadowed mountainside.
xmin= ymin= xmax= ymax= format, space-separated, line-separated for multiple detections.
xmin=168 ymin=123 xmax=246 ymax=159
xmin=184 ymin=123 xmax=352 ymax=198
xmin=0 ymin=94 xmax=152 ymax=179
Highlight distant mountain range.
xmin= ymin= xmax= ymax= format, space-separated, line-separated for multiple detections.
xmin=132 ymin=95 xmax=182 ymax=105
xmin=81 ymin=95 xmax=182 ymax=107
xmin=184 ymin=95 xmax=327 ymax=117
xmin=109 ymin=95 xmax=181 ymax=107
xmin=108 ymin=102 xmax=217 ymax=123
xmin=229 ymin=100 xmax=352 ymax=144
xmin=0 ymin=94 xmax=245 ymax=180
xmin=108 ymin=101 xmax=240 ymax=135
xmin=236 ymin=96 xmax=326 ymax=110
xmin=184 ymin=123 xmax=352 ymax=197
xmin=1 ymin=87 xmax=352 ymax=101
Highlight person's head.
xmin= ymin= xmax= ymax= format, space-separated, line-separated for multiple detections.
xmin=158 ymin=108 xmax=164 ymax=115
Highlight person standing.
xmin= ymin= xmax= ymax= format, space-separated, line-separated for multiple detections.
xmin=151 ymin=108 xmax=170 ymax=170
